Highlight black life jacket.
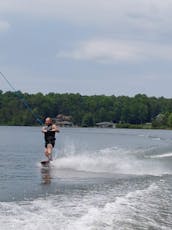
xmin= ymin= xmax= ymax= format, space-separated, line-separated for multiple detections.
xmin=44 ymin=124 xmax=56 ymax=141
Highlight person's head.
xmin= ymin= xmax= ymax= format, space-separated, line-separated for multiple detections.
xmin=45 ymin=117 xmax=52 ymax=125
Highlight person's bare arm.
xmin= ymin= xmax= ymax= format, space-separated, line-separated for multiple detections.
xmin=52 ymin=124 xmax=60 ymax=132
xmin=42 ymin=126 xmax=47 ymax=133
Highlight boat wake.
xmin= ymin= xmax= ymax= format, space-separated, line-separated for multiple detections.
xmin=150 ymin=152 xmax=172 ymax=159
xmin=50 ymin=146 xmax=172 ymax=176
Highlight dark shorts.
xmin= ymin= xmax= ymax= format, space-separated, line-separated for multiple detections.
xmin=45 ymin=138 xmax=56 ymax=148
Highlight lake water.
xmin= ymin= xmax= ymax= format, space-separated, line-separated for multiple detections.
xmin=0 ymin=126 xmax=172 ymax=229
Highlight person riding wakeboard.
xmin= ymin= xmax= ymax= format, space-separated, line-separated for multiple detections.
xmin=42 ymin=117 xmax=60 ymax=161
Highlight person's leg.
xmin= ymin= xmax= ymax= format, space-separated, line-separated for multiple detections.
xmin=44 ymin=147 xmax=49 ymax=158
xmin=46 ymin=143 xmax=53 ymax=160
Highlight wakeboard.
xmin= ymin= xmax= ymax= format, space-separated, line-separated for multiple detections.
xmin=40 ymin=160 xmax=50 ymax=167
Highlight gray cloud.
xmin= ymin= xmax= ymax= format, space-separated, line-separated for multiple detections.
xmin=56 ymin=38 xmax=172 ymax=63
xmin=0 ymin=20 xmax=10 ymax=32
xmin=0 ymin=0 xmax=172 ymax=29
xmin=1 ymin=0 xmax=172 ymax=97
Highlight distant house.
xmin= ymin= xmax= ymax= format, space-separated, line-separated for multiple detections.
xmin=96 ymin=122 xmax=114 ymax=128
xmin=54 ymin=114 xmax=73 ymax=127
xmin=56 ymin=121 xmax=73 ymax=127
xmin=56 ymin=114 xmax=72 ymax=122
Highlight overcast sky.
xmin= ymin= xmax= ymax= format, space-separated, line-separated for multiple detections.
xmin=0 ymin=0 xmax=172 ymax=97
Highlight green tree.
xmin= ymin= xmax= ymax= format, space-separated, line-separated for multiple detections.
xmin=82 ymin=113 xmax=95 ymax=127
xmin=167 ymin=113 xmax=172 ymax=128
xmin=152 ymin=113 xmax=168 ymax=128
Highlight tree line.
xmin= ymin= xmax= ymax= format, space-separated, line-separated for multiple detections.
xmin=0 ymin=90 xmax=172 ymax=128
